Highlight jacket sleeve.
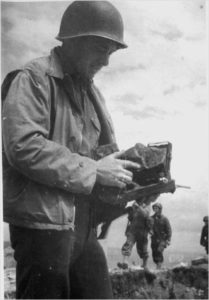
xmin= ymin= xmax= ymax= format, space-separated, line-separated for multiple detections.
xmin=200 ymin=227 xmax=207 ymax=246
xmin=126 ymin=207 xmax=134 ymax=222
xmin=200 ymin=228 xmax=204 ymax=245
xmin=147 ymin=216 xmax=154 ymax=232
xmin=2 ymin=69 xmax=97 ymax=195
xmin=164 ymin=217 xmax=172 ymax=241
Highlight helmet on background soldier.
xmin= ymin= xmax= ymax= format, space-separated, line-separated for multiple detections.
xmin=56 ymin=1 xmax=127 ymax=49
xmin=203 ymin=216 xmax=208 ymax=222
xmin=152 ymin=202 xmax=163 ymax=211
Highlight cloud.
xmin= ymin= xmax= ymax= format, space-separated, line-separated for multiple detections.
xmin=194 ymin=100 xmax=207 ymax=108
xmin=150 ymin=26 xmax=183 ymax=41
xmin=1 ymin=2 xmax=66 ymax=77
xmin=114 ymin=104 xmax=170 ymax=120
xmin=160 ymin=186 xmax=208 ymax=233
xmin=114 ymin=93 xmax=144 ymax=104
xmin=163 ymin=85 xmax=181 ymax=95
xmin=162 ymin=81 xmax=207 ymax=109
xmin=102 ymin=63 xmax=147 ymax=76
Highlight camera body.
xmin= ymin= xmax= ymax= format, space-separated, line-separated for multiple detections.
xmin=93 ymin=141 xmax=175 ymax=206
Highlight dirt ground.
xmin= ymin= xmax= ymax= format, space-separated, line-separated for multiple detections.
xmin=4 ymin=258 xmax=208 ymax=299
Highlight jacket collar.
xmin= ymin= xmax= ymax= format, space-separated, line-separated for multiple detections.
xmin=46 ymin=47 xmax=65 ymax=79
xmin=46 ymin=47 xmax=93 ymax=87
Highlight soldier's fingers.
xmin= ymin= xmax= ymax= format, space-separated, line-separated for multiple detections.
xmin=114 ymin=178 xmax=127 ymax=189
xmin=121 ymin=160 xmax=141 ymax=170
xmin=111 ymin=150 xmax=126 ymax=158
xmin=123 ymin=169 xmax=133 ymax=178
xmin=118 ymin=174 xmax=132 ymax=184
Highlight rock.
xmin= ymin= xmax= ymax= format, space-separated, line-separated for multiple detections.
xmin=4 ymin=268 xmax=16 ymax=299
xmin=4 ymin=258 xmax=208 ymax=299
xmin=110 ymin=260 xmax=208 ymax=299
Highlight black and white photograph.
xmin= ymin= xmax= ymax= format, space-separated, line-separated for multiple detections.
xmin=1 ymin=0 xmax=208 ymax=299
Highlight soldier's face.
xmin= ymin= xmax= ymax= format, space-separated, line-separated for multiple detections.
xmin=69 ymin=37 xmax=118 ymax=79
xmin=153 ymin=207 xmax=161 ymax=214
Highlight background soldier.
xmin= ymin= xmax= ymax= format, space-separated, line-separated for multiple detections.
xmin=2 ymin=1 xmax=141 ymax=299
xmin=200 ymin=216 xmax=208 ymax=254
xmin=151 ymin=203 xmax=172 ymax=269
xmin=118 ymin=201 xmax=153 ymax=270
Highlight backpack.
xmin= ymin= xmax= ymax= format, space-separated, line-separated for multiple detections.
xmin=1 ymin=70 xmax=21 ymax=102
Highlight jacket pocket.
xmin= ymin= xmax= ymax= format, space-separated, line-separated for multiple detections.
xmin=3 ymin=167 xmax=30 ymax=201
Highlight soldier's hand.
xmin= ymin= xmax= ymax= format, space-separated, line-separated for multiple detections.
xmin=96 ymin=150 xmax=141 ymax=188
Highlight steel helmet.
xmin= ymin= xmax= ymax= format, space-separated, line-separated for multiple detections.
xmin=56 ymin=1 xmax=127 ymax=49
xmin=152 ymin=203 xmax=163 ymax=211
xmin=203 ymin=216 xmax=208 ymax=222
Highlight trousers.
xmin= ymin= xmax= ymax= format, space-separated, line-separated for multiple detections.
xmin=151 ymin=238 xmax=166 ymax=263
xmin=9 ymin=198 xmax=113 ymax=299
xmin=121 ymin=232 xmax=149 ymax=259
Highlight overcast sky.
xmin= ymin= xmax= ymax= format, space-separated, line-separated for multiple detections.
xmin=1 ymin=0 xmax=208 ymax=257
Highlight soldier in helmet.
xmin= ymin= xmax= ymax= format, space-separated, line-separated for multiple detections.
xmin=2 ymin=2 xmax=141 ymax=299
xmin=200 ymin=216 xmax=208 ymax=254
xmin=151 ymin=203 xmax=172 ymax=269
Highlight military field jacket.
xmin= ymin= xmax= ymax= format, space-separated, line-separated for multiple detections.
xmin=2 ymin=48 xmax=116 ymax=230
xmin=151 ymin=214 xmax=172 ymax=241
xmin=126 ymin=204 xmax=152 ymax=237
xmin=200 ymin=225 xmax=208 ymax=246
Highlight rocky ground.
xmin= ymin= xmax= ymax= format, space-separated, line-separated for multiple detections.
xmin=4 ymin=246 xmax=208 ymax=299
xmin=4 ymin=268 xmax=16 ymax=300
xmin=110 ymin=257 xmax=208 ymax=299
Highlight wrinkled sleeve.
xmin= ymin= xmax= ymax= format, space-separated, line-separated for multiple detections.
xmin=165 ymin=217 xmax=172 ymax=241
xmin=200 ymin=227 xmax=207 ymax=246
xmin=200 ymin=228 xmax=204 ymax=245
xmin=147 ymin=216 xmax=154 ymax=232
xmin=2 ymin=69 xmax=97 ymax=194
